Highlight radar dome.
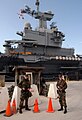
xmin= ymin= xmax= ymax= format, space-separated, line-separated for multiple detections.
xmin=48 ymin=11 xmax=52 ymax=14
xmin=24 ymin=22 xmax=32 ymax=29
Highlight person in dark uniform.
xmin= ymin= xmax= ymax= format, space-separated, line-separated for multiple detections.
xmin=56 ymin=74 xmax=67 ymax=114
xmin=18 ymin=74 xmax=32 ymax=114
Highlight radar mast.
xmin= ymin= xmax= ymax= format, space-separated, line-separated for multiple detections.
xmin=35 ymin=0 xmax=40 ymax=12
xmin=19 ymin=0 xmax=54 ymax=29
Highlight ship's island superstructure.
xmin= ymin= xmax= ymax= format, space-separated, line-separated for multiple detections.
xmin=2 ymin=0 xmax=82 ymax=80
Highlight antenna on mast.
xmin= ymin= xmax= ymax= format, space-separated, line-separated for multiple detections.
xmin=35 ymin=0 xmax=40 ymax=12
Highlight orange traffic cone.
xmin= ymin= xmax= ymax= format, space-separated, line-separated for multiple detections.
xmin=12 ymin=99 xmax=17 ymax=114
xmin=4 ymin=100 xmax=12 ymax=117
xmin=46 ymin=98 xmax=55 ymax=113
xmin=33 ymin=99 xmax=40 ymax=113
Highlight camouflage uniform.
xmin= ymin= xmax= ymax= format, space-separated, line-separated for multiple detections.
xmin=56 ymin=75 xmax=67 ymax=114
xmin=18 ymin=75 xmax=32 ymax=113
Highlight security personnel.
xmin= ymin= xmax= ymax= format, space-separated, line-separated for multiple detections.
xmin=18 ymin=74 xmax=32 ymax=114
xmin=56 ymin=74 xmax=67 ymax=114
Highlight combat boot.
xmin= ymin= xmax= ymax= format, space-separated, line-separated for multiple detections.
xmin=25 ymin=105 xmax=31 ymax=111
xmin=64 ymin=107 xmax=67 ymax=114
xmin=19 ymin=109 xmax=22 ymax=114
xmin=25 ymin=108 xmax=31 ymax=111
xmin=58 ymin=105 xmax=63 ymax=111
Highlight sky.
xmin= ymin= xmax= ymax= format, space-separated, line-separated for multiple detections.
xmin=0 ymin=0 xmax=82 ymax=55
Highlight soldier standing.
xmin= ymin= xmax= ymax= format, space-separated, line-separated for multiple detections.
xmin=18 ymin=74 xmax=32 ymax=114
xmin=56 ymin=74 xmax=67 ymax=114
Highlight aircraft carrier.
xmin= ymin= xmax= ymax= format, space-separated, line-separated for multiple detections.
xmin=1 ymin=0 xmax=82 ymax=81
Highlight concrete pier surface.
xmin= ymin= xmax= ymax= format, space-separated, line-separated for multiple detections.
xmin=0 ymin=81 xmax=82 ymax=120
